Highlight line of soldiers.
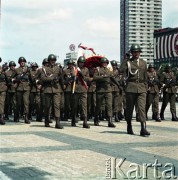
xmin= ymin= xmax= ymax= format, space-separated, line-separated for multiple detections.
xmin=0 ymin=48 xmax=178 ymax=137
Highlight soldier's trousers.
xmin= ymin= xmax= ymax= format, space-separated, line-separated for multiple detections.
xmin=44 ymin=92 xmax=62 ymax=118
xmin=87 ymin=92 xmax=96 ymax=117
xmin=4 ymin=92 xmax=16 ymax=116
xmin=95 ymin=92 xmax=112 ymax=117
xmin=112 ymin=91 xmax=119 ymax=113
xmin=146 ymin=92 xmax=159 ymax=113
xmin=0 ymin=92 xmax=6 ymax=114
xmin=161 ymin=92 xmax=176 ymax=113
xmin=125 ymin=92 xmax=146 ymax=123
xmin=16 ymin=91 xmax=30 ymax=115
xmin=71 ymin=93 xmax=87 ymax=118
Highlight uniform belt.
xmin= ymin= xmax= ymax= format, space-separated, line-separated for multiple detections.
xmin=128 ymin=79 xmax=145 ymax=83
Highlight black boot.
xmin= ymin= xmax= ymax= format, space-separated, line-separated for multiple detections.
xmin=4 ymin=114 xmax=9 ymax=121
xmin=24 ymin=114 xmax=30 ymax=124
xmin=71 ymin=117 xmax=76 ymax=127
xmin=136 ymin=113 xmax=139 ymax=122
xmin=114 ymin=112 xmax=120 ymax=122
xmin=94 ymin=116 xmax=99 ymax=126
xmin=171 ymin=112 xmax=178 ymax=121
xmin=14 ymin=112 xmax=19 ymax=122
xmin=152 ymin=112 xmax=157 ymax=120
xmin=108 ymin=117 xmax=116 ymax=128
xmin=99 ymin=111 xmax=104 ymax=121
xmin=160 ymin=106 xmax=166 ymax=120
xmin=83 ymin=117 xmax=90 ymax=128
xmin=49 ymin=115 xmax=53 ymax=123
xmin=154 ymin=112 xmax=161 ymax=122
xmin=140 ymin=122 xmax=150 ymax=137
xmin=0 ymin=114 xmax=5 ymax=125
xmin=45 ymin=116 xmax=50 ymax=127
xmin=118 ymin=111 xmax=123 ymax=120
xmin=127 ymin=121 xmax=134 ymax=135
xmin=55 ymin=117 xmax=63 ymax=129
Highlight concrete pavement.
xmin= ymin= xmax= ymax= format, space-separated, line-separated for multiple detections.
xmin=0 ymin=103 xmax=178 ymax=180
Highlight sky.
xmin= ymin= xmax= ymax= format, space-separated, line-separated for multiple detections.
xmin=0 ymin=0 xmax=178 ymax=65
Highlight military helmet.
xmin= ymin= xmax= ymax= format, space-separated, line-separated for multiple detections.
xmin=100 ymin=57 xmax=109 ymax=64
xmin=78 ymin=56 xmax=86 ymax=63
xmin=48 ymin=54 xmax=57 ymax=61
xmin=18 ymin=57 xmax=26 ymax=63
xmin=31 ymin=62 xmax=38 ymax=67
xmin=110 ymin=60 xmax=117 ymax=66
xmin=42 ymin=58 xmax=49 ymax=65
xmin=148 ymin=64 xmax=154 ymax=69
xmin=67 ymin=59 xmax=74 ymax=65
xmin=130 ymin=44 xmax=142 ymax=53
xmin=9 ymin=61 xmax=16 ymax=67
xmin=165 ymin=63 xmax=171 ymax=70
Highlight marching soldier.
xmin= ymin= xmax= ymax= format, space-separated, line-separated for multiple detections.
xmin=4 ymin=61 xmax=17 ymax=121
xmin=41 ymin=54 xmax=64 ymax=129
xmin=120 ymin=44 xmax=150 ymax=136
xmin=93 ymin=57 xmax=116 ymax=127
xmin=160 ymin=64 xmax=178 ymax=121
xmin=146 ymin=64 xmax=161 ymax=122
xmin=70 ymin=56 xmax=90 ymax=128
xmin=12 ymin=57 xmax=31 ymax=123
xmin=0 ymin=63 xmax=8 ymax=125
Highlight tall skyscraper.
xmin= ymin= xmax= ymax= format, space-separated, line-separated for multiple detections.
xmin=120 ymin=0 xmax=162 ymax=64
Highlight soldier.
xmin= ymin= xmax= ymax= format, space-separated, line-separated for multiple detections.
xmin=93 ymin=57 xmax=116 ymax=127
xmin=146 ymin=64 xmax=161 ymax=122
xmin=110 ymin=60 xmax=122 ymax=122
xmin=0 ymin=63 xmax=8 ymax=125
xmin=4 ymin=61 xmax=17 ymax=121
xmin=120 ymin=44 xmax=150 ymax=136
xmin=12 ymin=57 xmax=31 ymax=124
xmin=160 ymin=64 xmax=178 ymax=121
xmin=41 ymin=54 xmax=64 ymax=129
xmin=70 ymin=56 xmax=90 ymax=128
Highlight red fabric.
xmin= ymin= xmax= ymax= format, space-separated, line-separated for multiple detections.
xmin=84 ymin=55 xmax=103 ymax=68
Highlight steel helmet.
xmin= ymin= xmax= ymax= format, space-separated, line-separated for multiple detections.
xmin=148 ymin=64 xmax=154 ymax=69
xmin=9 ymin=61 xmax=16 ymax=67
xmin=67 ymin=59 xmax=74 ymax=65
xmin=78 ymin=56 xmax=86 ymax=63
xmin=48 ymin=54 xmax=57 ymax=61
xmin=130 ymin=44 xmax=142 ymax=53
xmin=18 ymin=57 xmax=26 ymax=63
xmin=110 ymin=60 xmax=117 ymax=66
xmin=31 ymin=62 xmax=38 ymax=67
xmin=42 ymin=58 xmax=49 ymax=65
xmin=100 ymin=57 xmax=109 ymax=64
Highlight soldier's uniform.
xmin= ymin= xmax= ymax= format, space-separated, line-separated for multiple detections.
xmin=120 ymin=44 xmax=150 ymax=136
xmin=160 ymin=64 xmax=178 ymax=121
xmin=41 ymin=54 xmax=64 ymax=129
xmin=4 ymin=61 xmax=17 ymax=121
xmin=146 ymin=64 xmax=161 ymax=122
xmin=69 ymin=56 xmax=90 ymax=128
xmin=0 ymin=64 xmax=8 ymax=125
xmin=93 ymin=57 xmax=115 ymax=127
xmin=12 ymin=57 xmax=31 ymax=124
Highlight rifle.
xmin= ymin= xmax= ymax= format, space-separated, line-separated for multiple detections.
xmin=72 ymin=67 xmax=78 ymax=94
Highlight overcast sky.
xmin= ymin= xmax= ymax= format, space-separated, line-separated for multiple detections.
xmin=0 ymin=0 xmax=178 ymax=65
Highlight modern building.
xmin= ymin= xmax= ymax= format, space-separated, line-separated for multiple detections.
xmin=154 ymin=27 xmax=178 ymax=68
xmin=120 ymin=0 xmax=162 ymax=64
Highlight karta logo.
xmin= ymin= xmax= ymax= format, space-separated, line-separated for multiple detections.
xmin=105 ymin=158 xmax=177 ymax=179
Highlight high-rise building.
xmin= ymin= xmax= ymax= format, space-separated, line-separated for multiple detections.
xmin=120 ymin=0 xmax=162 ymax=64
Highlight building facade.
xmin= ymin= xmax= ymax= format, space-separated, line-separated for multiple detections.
xmin=120 ymin=0 xmax=162 ymax=64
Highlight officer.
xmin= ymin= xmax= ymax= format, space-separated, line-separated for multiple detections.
xmin=4 ymin=61 xmax=17 ymax=121
xmin=70 ymin=56 xmax=90 ymax=128
xmin=0 ymin=63 xmax=8 ymax=125
xmin=160 ymin=64 xmax=178 ymax=121
xmin=146 ymin=64 xmax=161 ymax=122
xmin=41 ymin=54 xmax=64 ymax=128
xmin=120 ymin=44 xmax=150 ymax=136
xmin=93 ymin=57 xmax=115 ymax=127
xmin=12 ymin=57 xmax=31 ymax=123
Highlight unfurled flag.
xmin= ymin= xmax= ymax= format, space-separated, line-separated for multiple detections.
xmin=78 ymin=43 xmax=96 ymax=55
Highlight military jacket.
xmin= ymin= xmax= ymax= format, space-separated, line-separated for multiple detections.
xmin=0 ymin=68 xmax=7 ymax=92
xmin=147 ymin=71 xmax=160 ymax=93
xmin=5 ymin=69 xmax=16 ymax=93
xmin=160 ymin=71 xmax=177 ymax=93
xmin=12 ymin=66 xmax=30 ymax=91
xmin=93 ymin=67 xmax=112 ymax=93
xmin=120 ymin=58 xmax=147 ymax=93
xmin=110 ymin=69 xmax=121 ymax=92
xmin=41 ymin=65 xmax=63 ymax=93
xmin=29 ymin=70 xmax=39 ymax=93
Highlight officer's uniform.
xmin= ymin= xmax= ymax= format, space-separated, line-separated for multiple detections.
xmin=120 ymin=44 xmax=150 ymax=136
